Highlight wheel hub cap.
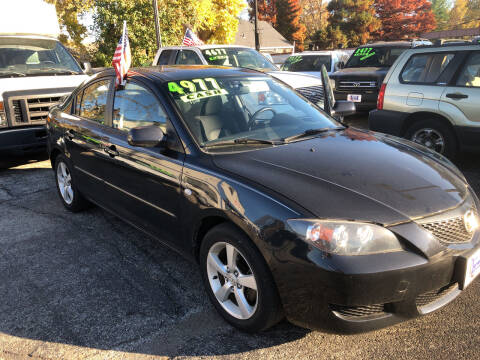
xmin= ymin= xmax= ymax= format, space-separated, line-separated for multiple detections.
xmin=206 ymin=242 xmax=258 ymax=320
xmin=411 ymin=128 xmax=445 ymax=154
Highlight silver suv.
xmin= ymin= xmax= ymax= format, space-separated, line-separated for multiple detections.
xmin=369 ymin=44 xmax=480 ymax=158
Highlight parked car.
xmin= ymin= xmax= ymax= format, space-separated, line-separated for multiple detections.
xmin=369 ymin=43 xmax=480 ymax=159
xmin=330 ymin=40 xmax=432 ymax=111
xmin=47 ymin=65 xmax=480 ymax=333
xmin=0 ymin=0 xmax=90 ymax=153
xmin=152 ymin=45 xmax=326 ymax=107
xmin=281 ymin=51 xmax=351 ymax=77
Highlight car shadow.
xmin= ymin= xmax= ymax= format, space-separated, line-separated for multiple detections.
xmin=0 ymin=166 xmax=308 ymax=357
xmin=0 ymin=150 xmax=49 ymax=170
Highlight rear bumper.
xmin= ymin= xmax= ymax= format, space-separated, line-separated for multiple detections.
xmin=334 ymin=90 xmax=378 ymax=111
xmin=0 ymin=126 xmax=47 ymax=153
xmin=368 ymin=109 xmax=409 ymax=136
xmin=455 ymin=126 xmax=480 ymax=152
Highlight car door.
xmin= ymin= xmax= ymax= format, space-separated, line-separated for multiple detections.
xmin=102 ymin=79 xmax=185 ymax=246
xmin=440 ymin=51 xmax=480 ymax=123
xmin=65 ymin=78 xmax=115 ymax=201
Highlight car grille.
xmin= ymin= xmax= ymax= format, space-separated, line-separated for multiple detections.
xmin=337 ymin=80 xmax=377 ymax=92
xmin=296 ymin=85 xmax=324 ymax=104
xmin=416 ymin=283 xmax=458 ymax=308
xmin=330 ymin=303 xmax=386 ymax=318
xmin=7 ymin=95 xmax=62 ymax=126
xmin=420 ymin=213 xmax=477 ymax=244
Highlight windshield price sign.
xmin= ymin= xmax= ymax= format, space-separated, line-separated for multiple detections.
xmin=354 ymin=47 xmax=376 ymax=61
xmin=168 ymin=78 xmax=228 ymax=102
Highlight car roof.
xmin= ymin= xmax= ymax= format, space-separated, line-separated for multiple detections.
xmin=92 ymin=65 xmax=267 ymax=83
xmin=408 ymin=43 xmax=480 ymax=53
xmin=362 ymin=41 xmax=413 ymax=48
xmin=287 ymin=51 xmax=335 ymax=56
xmin=160 ymin=45 xmax=251 ymax=50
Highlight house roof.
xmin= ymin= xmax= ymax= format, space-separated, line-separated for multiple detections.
xmin=234 ymin=20 xmax=293 ymax=50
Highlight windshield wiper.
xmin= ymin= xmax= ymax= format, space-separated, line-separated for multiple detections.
xmin=31 ymin=68 xmax=80 ymax=75
xmin=0 ymin=71 xmax=26 ymax=77
xmin=282 ymin=127 xmax=344 ymax=143
xmin=203 ymin=137 xmax=282 ymax=148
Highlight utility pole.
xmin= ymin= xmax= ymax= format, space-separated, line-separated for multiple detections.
xmin=152 ymin=0 xmax=162 ymax=49
xmin=254 ymin=0 xmax=260 ymax=51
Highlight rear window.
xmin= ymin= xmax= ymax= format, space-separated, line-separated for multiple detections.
xmin=400 ymin=53 xmax=455 ymax=84
xmin=282 ymin=55 xmax=332 ymax=72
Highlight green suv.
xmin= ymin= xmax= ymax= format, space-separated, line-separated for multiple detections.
xmin=369 ymin=44 xmax=480 ymax=158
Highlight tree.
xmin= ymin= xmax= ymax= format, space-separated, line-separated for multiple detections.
xmin=431 ymin=0 xmax=450 ymax=30
xmin=373 ymin=0 xmax=436 ymax=40
xmin=93 ymin=0 xmax=245 ymax=67
xmin=311 ymin=25 xmax=347 ymax=49
xmin=300 ymin=0 xmax=329 ymax=41
xmin=247 ymin=0 xmax=277 ymax=24
xmin=327 ymin=0 xmax=380 ymax=47
xmin=44 ymin=0 xmax=94 ymax=46
xmin=275 ymin=0 xmax=307 ymax=51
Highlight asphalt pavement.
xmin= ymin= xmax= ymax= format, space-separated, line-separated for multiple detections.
xmin=0 ymin=116 xmax=479 ymax=359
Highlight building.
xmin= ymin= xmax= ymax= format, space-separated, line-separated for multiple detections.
xmin=234 ymin=20 xmax=294 ymax=54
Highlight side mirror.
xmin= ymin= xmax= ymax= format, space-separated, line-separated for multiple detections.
xmin=335 ymin=61 xmax=344 ymax=71
xmin=127 ymin=125 xmax=165 ymax=147
xmin=331 ymin=100 xmax=356 ymax=118
xmin=83 ymin=62 xmax=92 ymax=74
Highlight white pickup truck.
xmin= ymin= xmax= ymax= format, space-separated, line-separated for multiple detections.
xmin=153 ymin=45 xmax=326 ymax=107
xmin=0 ymin=0 xmax=89 ymax=153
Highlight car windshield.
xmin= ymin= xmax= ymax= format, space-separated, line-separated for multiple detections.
xmin=345 ymin=47 xmax=407 ymax=68
xmin=282 ymin=55 xmax=332 ymax=72
xmin=201 ymin=48 xmax=278 ymax=72
xmin=166 ymin=75 xmax=341 ymax=150
xmin=0 ymin=37 xmax=82 ymax=77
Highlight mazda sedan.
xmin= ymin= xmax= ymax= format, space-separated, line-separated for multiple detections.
xmin=46 ymin=66 xmax=480 ymax=333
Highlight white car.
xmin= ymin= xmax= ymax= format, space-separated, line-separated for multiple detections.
xmin=281 ymin=51 xmax=352 ymax=77
xmin=0 ymin=0 xmax=90 ymax=153
xmin=153 ymin=45 xmax=325 ymax=106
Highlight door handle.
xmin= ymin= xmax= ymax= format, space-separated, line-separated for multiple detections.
xmin=104 ymin=145 xmax=119 ymax=157
xmin=65 ymin=129 xmax=74 ymax=140
xmin=446 ymin=93 xmax=469 ymax=100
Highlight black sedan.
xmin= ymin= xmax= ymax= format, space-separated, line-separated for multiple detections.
xmin=46 ymin=66 xmax=480 ymax=333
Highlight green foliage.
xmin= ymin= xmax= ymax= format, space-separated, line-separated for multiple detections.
xmin=92 ymin=0 xmax=245 ymax=67
xmin=431 ymin=0 xmax=450 ymax=30
xmin=311 ymin=26 xmax=347 ymax=49
xmin=327 ymin=0 xmax=380 ymax=47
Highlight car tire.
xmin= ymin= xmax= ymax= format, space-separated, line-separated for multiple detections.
xmin=54 ymin=154 xmax=90 ymax=212
xmin=199 ymin=223 xmax=283 ymax=332
xmin=404 ymin=119 xmax=457 ymax=159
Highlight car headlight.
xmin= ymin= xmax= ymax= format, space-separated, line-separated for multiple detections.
xmin=287 ymin=219 xmax=402 ymax=255
xmin=330 ymin=78 xmax=336 ymax=90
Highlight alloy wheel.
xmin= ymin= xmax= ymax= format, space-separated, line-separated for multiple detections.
xmin=57 ymin=161 xmax=74 ymax=205
xmin=206 ymin=242 xmax=258 ymax=320
xmin=411 ymin=128 xmax=445 ymax=154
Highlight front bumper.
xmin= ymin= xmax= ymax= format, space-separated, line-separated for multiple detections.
xmin=0 ymin=126 xmax=47 ymax=153
xmin=271 ymin=226 xmax=480 ymax=333
xmin=334 ymin=90 xmax=378 ymax=112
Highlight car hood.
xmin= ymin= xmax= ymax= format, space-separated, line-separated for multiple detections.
xmin=330 ymin=67 xmax=389 ymax=80
xmin=212 ymin=128 xmax=467 ymax=225
xmin=268 ymin=71 xmax=323 ymax=88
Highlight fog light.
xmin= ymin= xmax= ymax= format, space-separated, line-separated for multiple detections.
xmin=464 ymin=210 xmax=479 ymax=233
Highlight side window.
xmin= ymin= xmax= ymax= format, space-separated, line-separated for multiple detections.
xmin=113 ymin=82 xmax=167 ymax=132
xmin=175 ymin=50 xmax=202 ymax=65
xmin=401 ymin=53 xmax=455 ymax=84
xmin=157 ymin=50 xmax=174 ymax=65
xmin=457 ymin=52 xmax=480 ymax=87
xmin=79 ymin=79 xmax=110 ymax=124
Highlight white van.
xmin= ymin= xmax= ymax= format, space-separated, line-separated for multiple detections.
xmin=281 ymin=51 xmax=352 ymax=77
xmin=0 ymin=0 xmax=90 ymax=153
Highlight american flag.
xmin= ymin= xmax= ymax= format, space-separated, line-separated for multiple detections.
xmin=182 ymin=28 xmax=203 ymax=46
xmin=112 ymin=21 xmax=131 ymax=86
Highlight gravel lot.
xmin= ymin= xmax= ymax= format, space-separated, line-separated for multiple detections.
xmin=1 ymin=116 xmax=480 ymax=359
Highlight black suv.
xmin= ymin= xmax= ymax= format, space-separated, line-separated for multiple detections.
xmin=330 ymin=40 xmax=432 ymax=111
